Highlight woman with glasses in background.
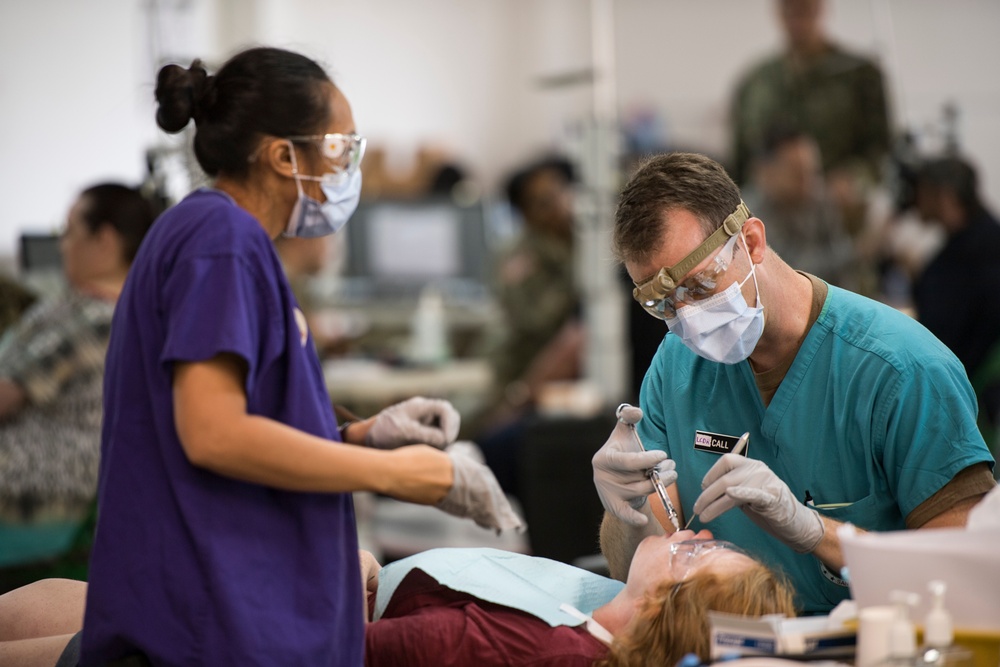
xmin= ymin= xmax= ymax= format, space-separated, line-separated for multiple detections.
xmin=52 ymin=46 xmax=520 ymax=667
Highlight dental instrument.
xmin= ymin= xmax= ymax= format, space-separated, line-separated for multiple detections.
xmin=616 ymin=403 xmax=680 ymax=531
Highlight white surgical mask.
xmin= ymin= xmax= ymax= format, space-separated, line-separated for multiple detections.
xmin=665 ymin=235 xmax=764 ymax=364
xmin=285 ymin=142 xmax=362 ymax=238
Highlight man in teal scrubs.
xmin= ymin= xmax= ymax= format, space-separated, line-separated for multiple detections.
xmin=593 ymin=152 xmax=996 ymax=613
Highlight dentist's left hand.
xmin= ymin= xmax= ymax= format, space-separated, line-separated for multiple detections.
xmin=692 ymin=454 xmax=824 ymax=553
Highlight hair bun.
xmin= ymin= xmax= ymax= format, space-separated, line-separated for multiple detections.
xmin=154 ymin=59 xmax=211 ymax=133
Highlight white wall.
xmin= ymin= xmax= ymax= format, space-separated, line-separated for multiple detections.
xmin=2 ymin=0 xmax=999 ymax=258
xmin=0 ymin=0 xmax=149 ymax=243
xmin=0 ymin=0 xmax=218 ymax=258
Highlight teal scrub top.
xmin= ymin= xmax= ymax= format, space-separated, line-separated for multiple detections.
xmin=637 ymin=284 xmax=994 ymax=613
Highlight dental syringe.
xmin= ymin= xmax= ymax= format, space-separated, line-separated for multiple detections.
xmin=616 ymin=403 xmax=681 ymax=531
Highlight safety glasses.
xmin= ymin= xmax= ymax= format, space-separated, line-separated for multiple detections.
xmin=632 ymin=202 xmax=750 ymax=320
xmin=288 ymin=133 xmax=367 ymax=176
xmin=668 ymin=538 xmax=748 ymax=580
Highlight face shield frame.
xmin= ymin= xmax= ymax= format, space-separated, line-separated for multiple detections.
xmin=631 ymin=201 xmax=751 ymax=320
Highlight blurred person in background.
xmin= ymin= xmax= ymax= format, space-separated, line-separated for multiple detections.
xmin=474 ymin=156 xmax=584 ymax=498
xmin=741 ymin=124 xmax=859 ymax=291
xmin=911 ymin=156 xmax=1000 ymax=453
xmin=360 ymin=143 xmax=472 ymax=201
xmin=0 ymin=183 xmax=155 ymax=590
xmin=0 ymin=275 xmax=37 ymax=337
xmin=730 ymin=0 xmax=891 ymax=236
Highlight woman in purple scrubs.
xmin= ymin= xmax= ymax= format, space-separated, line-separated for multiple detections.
xmin=74 ymin=47 xmax=519 ymax=667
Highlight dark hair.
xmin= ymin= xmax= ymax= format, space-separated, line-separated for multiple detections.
xmin=757 ymin=121 xmax=811 ymax=162
xmin=917 ymin=156 xmax=983 ymax=216
xmin=154 ymin=47 xmax=333 ymax=178
xmin=613 ymin=152 xmax=742 ymax=264
xmin=505 ymin=156 xmax=576 ymax=214
xmin=428 ymin=163 xmax=469 ymax=196
xmin=78 ymin=183 xmax=156 ymax=264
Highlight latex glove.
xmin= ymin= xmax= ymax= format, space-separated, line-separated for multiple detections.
xmin=693 ymin=454 xmax=824 ymax=553
xmin=366 ymin=397 xmax=461 ymax=449
xmin=435 ymin=449 xmax=525 ymax=535
xmin=592 ymin=405 xmax=673 ymax=527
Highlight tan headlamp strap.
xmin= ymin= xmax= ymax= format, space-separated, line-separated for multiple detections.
xmin=656 ymin=201 xmax=750 ymax=292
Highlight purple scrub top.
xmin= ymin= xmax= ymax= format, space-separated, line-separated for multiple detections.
xmin=81 ymin=189 xmax=363 ymax=666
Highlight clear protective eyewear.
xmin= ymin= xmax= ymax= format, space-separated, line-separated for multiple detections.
xmin=632 ymin=201 xmax=751 ymax=320
xmin=668 ymin=539 xmax=748 ymax=580
xmin=287 ymin=132 xmax=367 ymax=178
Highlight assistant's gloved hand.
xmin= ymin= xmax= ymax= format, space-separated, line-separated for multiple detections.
xmin=435 ymin=449 xmax=526 ymax=535
xmin=592 ymin=405 xmax=673 ymax=527
xmin=366 ymin=397 xmax=461 ymax=449
xmin=693 ymin=454 xmax=824 ymax=553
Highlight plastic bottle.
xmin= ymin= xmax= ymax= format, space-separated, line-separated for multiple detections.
xmin=889 ymin=590 xmax=919 ymax=662
xmin=919 ymin=580 xmax=973 ymax=667
xmin=924 ymin=580 xmax=953 ymax=649
xmin=409 ymin=286 xmax=449 ymax=365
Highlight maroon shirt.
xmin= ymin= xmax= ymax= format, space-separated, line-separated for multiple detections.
xmin=365 ymin=570 xmax=606 ymax=666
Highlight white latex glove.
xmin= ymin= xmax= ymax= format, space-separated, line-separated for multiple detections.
xmin=366 ymin=397 xmax=461 ymax=449
xmin=693 ymin=454 xmax=824 ymax=553
xmin=435 ymin=449 xmax=526 ymax=535
xmin=592 ymin=405 xmax=673 ymax=527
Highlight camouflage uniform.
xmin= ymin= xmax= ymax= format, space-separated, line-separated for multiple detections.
xmin=0 ymin=274 xmax=37 ymax=336
xmin=0 ymin=288 xmax=113 ymax=525
xmin=489 ymin=229 xmax=578 ymax=394
xmin=742 ymin=183 xmax=859 ymax=291
xmin=731 ymin=43 xmax=891 ymax=186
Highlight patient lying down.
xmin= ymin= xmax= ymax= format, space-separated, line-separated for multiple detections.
xmin=0 ymin=530 xmax=795 ymax=666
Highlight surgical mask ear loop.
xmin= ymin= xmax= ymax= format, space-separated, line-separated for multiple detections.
xmin=287 ymin=140 xmax=307 ymax=199
xmin=739 ymin=231 xmax=763 ymax=311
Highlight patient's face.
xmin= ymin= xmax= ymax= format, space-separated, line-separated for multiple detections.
xmin=626 ymin=530 xmax=755 ymax=595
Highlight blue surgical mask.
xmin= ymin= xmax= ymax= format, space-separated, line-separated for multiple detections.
xmin=665 ymin=235 xmax=764 ymax=364
xmin=285 ymin=142 xmax=362 ymax=238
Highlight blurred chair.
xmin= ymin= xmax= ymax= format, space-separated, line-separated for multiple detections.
xmin=518 ymin=412 xmax=617 ymax=566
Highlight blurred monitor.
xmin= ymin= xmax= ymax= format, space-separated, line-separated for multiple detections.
xmin=19 ymin=233 xmax=62 ymax=274
xmin=342 ymin=197 xmax=492 ymax=300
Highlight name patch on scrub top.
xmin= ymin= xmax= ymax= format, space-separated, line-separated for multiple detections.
xmin=693 ymin=431 xmax=749 ymax=456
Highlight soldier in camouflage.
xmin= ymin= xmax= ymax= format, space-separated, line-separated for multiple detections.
xmin=474 ymin=157 xmax=584 ymax=496
xmin=730 ymin=0 xmax=892 ymax=235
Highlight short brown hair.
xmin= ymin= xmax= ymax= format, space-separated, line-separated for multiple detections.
xmin=598 ymin=562 xmax=797 ymax=667
xmin=613 ymin=152 xmax=742 ymax=264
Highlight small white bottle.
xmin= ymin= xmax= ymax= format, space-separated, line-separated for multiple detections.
xmin=889 ymin=590 xmax=919 ymax=663
xmin=919 ymin=580 xmax=972 ymax=667
xmin=409 ymin=286 xmax=449 ymax=365
xmin=924 ymin=581 xmax=953 ymax=649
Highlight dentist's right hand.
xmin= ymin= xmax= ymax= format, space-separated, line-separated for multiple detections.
xmin=592 ymin=405 xmax=674 ymax=526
